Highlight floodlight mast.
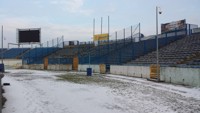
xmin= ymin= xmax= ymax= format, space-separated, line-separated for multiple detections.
xmin=156 ymin=6 xmax=162 ymax=81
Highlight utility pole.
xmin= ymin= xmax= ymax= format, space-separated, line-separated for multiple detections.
xmin=1 ymin=26 xmax=3 ymax=64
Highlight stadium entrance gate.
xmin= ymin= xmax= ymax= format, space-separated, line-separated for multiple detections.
xmin=73 ymin=56 xmax=78 ymax=71
xmin=44 ymin=57 xmax=48 ymax=70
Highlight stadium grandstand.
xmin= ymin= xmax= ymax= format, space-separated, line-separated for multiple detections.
xmin=2 ymin=21 xmax=200 ymax=66
xmin=1 ymin=20 xmax=200 ymax=87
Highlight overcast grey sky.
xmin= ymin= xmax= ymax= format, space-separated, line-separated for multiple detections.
xmin=0 ymin=0 xmax=199 ymax=47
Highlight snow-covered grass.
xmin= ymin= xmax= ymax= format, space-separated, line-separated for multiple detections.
xmin=2 ymin=69 xmax=200 ymax=113
xmin=57 ymin=73 xmax=114 ymax=85
xmin=106 ymin=74 xmax=200 ymax=100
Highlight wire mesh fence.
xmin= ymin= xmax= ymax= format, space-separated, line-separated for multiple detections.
xmin=37 ymin=36 xmax=64 ymax=48
xmin=22 ymin=36 xmax=64 ymax=64
xmin=22 ymin=23 xmax=189 ymax=65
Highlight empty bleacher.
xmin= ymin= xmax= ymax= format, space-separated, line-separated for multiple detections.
xmin=22 ymin=47 xmax=60 ymax=64
xmin=0 ymin=48 xmax=7 ymax=54
xmin=78 ymin=40 xmax=126 ymax=64
xmin=1 ymin=48 xmax=30 ymax=59
xmin=129 ymin=33 xmax=200 ymax=66
xmin=180 ymin=50 xmax=200 ymax=67
xmin=79 ymin=32 xmax=185 ymax=65
xmin=186 ymin=58 xmax=200 ymax=66
xmin=47 ymin=43 xmax=93 ymax=64
xmin=48 ymin=46 xmax=78 ymax=58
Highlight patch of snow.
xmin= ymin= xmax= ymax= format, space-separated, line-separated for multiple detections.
xmin=106 ymin=74 xmax=200 ymax=100
xmin=2 ymin=69 xmax=200 ymax=113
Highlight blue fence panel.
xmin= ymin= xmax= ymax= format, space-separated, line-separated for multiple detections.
xmin=22 ymin=47 xmax=60 ymax=64
xmin=3 ymin=48 xmax=30 ymax=59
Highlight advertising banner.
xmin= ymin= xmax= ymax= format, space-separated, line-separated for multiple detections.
xmin=93 ymin=33 xmax=109 ymax=41
xmin=161 ymin=19 xmax=186 ymax=33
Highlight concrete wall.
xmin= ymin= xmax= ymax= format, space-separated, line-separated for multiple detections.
xmin=3 ymin=59 xmax=22 ymax=68
xmin=48 ymin=64 xmax=72 ymax=71
xmin=110 ymin=65 xmax=150 ymax=78
xmin=78 ymin=64 xmax=100 ymax=73
xmin=21 ymin=63 xmax=200 ymax=87
xmin=111 ymin=65 xmax=200 ymax=87
xmin=23 ymin=64 xmax=72 ymax=71
xmin=22 ymin=64 xmax=44 ymax=70
xmin=3 ymin=59 xmax=22 ymax=66
xmin=160 ymin=67 xmax=200 ymax=87
xmin=22 ymin=64 xmax=29 ymax=69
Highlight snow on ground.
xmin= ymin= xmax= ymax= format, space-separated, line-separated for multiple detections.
xmin=106 ymin=74 xmax=200 ymax=100
xmin=2 ymin=69 xmax=200 ymax=113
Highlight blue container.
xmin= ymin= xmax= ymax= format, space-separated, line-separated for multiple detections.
xmin=87 ymin=68 xmax=92 ymax=76
xmin=0 ymin=64 xmax=4 ymax=72
xmin=106 ymin=64 xmax=110 ymax=73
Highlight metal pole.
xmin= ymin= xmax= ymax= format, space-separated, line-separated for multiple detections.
xmin=93 ymin=18 xmax=95 ymax=36
xmin=52 ymin=39 xmax=54 ymax=47
xmin=107 ymin=16 xmax=110 ymax=64
xmin=47 ymin=41 xmax=49 ymax=47
xmin=139 ymin=23 xmax=141 ymax=41
xmin=0 ymin=74 xmax=2 ymax=113
xmin=108 ymin=16 xmax=110 ymax=52
xmin=115 ymin=31 xmax=117 ymax=49
xmin=131 ymin=26 xmax=133 ymax=43
xmin=0 ymin=26 xmax=3 ymax=113
xmin=89 ymin=41 xmax=90 ymax=68
xmin=124 ymin=28 xmax=125 ymax=46
xmin=108 ymin=16 xmax=110 ymax=41
xmin=90 ymin=18 xmax=95 ymax=68
xmin=101 ymin=17 xmax=103 ymax=34
xmin=1 ymin=26 xmax=3 ymax=64
xmin=156 ymin=6 xmax=159 ymax=81
xmin=62 ymin=36 xmax=64 ymax=48
xmin=116 ymin=31 xmax=117 ymax=46
xmin=57 ymin=37 xmax=59 ymax=47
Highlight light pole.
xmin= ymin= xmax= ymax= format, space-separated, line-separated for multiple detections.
xmin=156 ymin=6 xmax=162 ymax=81
xmin=1 ymin=26 xmax=3 ymax=64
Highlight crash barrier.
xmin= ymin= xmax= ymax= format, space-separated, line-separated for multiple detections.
xmin=22 ymin=63 xmax=200 ymax=87
xmin=110 ymin=65 xmax=150 ymax=78
xmin=110 ymin=65 xmax=200 ymax=87
xmin=160 ymin=67 xmax=200 ymax=87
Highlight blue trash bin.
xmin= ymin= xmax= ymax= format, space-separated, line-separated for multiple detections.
xmin=0 ymin=64 xmax=4 ymax=72
xmin=87 ymin=68 xmax=92 ymax=76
